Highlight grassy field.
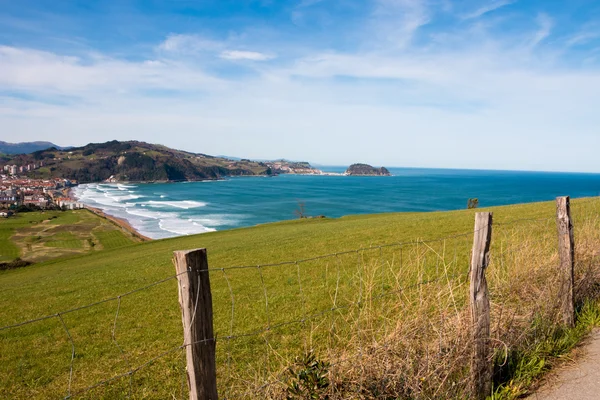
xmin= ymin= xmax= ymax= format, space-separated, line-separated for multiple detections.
xmin=1 ymin=199 xmax=600 ymax=399
xmin=0 ymin=210 xmax=142 ymax=263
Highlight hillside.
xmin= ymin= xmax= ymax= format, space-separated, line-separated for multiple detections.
xmin=0 ymin=140 xmax=274 ymax=182
xmin=0 ymin=141 xmax=68 ymax=155
xmin=2 ymin=199 xmax=599 ymax=398
xmin=0 ymin=209 xmax=141 ymax=263
xmin=0 ymin=141 xmax=325 ymax=182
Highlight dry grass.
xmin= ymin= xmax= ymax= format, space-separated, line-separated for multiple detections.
xmin=240 ymin=205 xmax=600 ymax=400
xmin=3 ymin=199 xmax=600 ymax=399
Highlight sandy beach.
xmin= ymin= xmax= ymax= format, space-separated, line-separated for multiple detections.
xmin=68 ymin=186 xmax=151 ymax=241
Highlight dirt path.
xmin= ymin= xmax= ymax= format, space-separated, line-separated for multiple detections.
xmin=528 ymin=329 xmax=600 ymax=400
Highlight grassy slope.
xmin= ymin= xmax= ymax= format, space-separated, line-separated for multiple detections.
xmin=0 ymin=210 xmax=141 ymax=263
xmin=1 ymin=201 xmax=552 ymax=323
xmin=0 ymin=199 xmax=598 ymax=399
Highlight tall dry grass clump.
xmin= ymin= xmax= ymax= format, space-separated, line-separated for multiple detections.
xmin=246 ymin=204 xmax=600 ymax=399
xmin=252 ymin=239 xmax=475 ymax=399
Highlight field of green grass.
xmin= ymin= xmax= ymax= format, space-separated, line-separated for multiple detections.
xmin=1 ymin=199 xmax=600 ymax=399
xmin=94 ymin=230 xmax=136 ymax=250
xmin=0 ymin=210 xmax=142 ymax=263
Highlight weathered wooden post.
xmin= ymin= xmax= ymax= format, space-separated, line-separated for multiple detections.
xmin=556 ymin=196 xmax=575 ymax=327
xmin=173 ymin=248 xmax=218 ymax=400
xmin=469 ymin=212 xmax=493 ymax=400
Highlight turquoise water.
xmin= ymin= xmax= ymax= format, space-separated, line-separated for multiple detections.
xmin=73 ymin=167 xmax=600 ymax=239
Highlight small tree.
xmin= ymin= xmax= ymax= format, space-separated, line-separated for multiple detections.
xmin=467 ymin=198 xmax=479 ymax=209
xmin=294 ymin=201 xmax=307 ymax=219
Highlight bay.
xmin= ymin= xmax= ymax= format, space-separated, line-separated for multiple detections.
xmin=72 ymin=167 xmax=600 ymax=239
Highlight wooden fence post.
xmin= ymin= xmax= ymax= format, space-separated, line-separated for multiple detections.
xmin=470 ymin=212 xmax=493 ymax=400
xmin=556 ymin=196 xmax=575 ymax=327
xmin=173 ymin=249 xmax=218 ymax=400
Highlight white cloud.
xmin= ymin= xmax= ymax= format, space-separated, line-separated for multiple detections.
xmin=157 ymin=34 xmax=222 ymax=54
xmin=0 ymin=45 xmax=224 ymax=95
xmin=157 ymin=34 xmax=274 ymax=62
xmin=529 ymin=13 xmax=553 ymax=48
xmin=219 ymin=50 xmax=274 ymax=61
xmin=370 ymin=0 xmax=430 ymax=48
xmin=565 ymin=26 xmax=600 ymax=47
xmin=462 ymin=0 xmax=515 ymax=20
xmin=292 ymin=0 xmax=327 ymax=25
xmin=3 ymin=6 xmax=600 ymax=172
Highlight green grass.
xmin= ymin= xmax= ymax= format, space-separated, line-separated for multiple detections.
xmin=0 ymin=210 xmax=141 ymax=263
xmin=0 ymin=229 xmax=20 ymax=261
xmin=48 ymin=211 xmax=81 ymax=225
xmin=491 ymin=301 xmax=600 ymax=399
xmin=94 ymin=230 xmax=134 ymax=250
xmin=1 ymin=198 xmax=600 ymax=399
xmin=0 ymin=212 xmax=55 ymax=262
xmin=44 ymin=232 xmax=83 ymax=249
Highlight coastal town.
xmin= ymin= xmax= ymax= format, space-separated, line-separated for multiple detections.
xmin=0 ymin=143 xmax=391 ymax=220
xmin=0 ymin=162 xmax=83 ymax=216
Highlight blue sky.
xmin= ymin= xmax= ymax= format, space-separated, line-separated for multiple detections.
xmin=2 ymin=0 xmax=600 ymax=171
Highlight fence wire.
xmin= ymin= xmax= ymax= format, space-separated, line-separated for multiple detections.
xmin=2 ymin=202 xmax=600 ymax=399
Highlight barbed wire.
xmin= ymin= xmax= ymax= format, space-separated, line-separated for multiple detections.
xmin=251 ymin=271 xmax=472 ymax=397
xmin=3 ymin=213 xmax=554 ymax=334
xmin=0 ymin=270 xmax=189 ymax=332
xmin=2 ymin=209 xmax=585 ymax=399
xmin=53 ymin=266 xmax=467 ymax=399
xmin=0 ymin=222 xmax=486 ymax=333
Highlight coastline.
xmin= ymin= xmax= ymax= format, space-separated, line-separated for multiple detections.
xmin=66 ymin=170 xmax=600 ymax=242
xmin=83 ymin=205 xmax=153 ymax=242
xmin=69 ymin=186 xmax=153 ymax=241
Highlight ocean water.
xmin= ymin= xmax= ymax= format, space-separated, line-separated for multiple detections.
xmin=72 ymin=167 xmax=600 ymax=239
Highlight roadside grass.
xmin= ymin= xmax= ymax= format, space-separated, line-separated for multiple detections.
xmin=0 ymin=210 xmax=141 ymax=263
xmin=490 ymin=302 xmax=600 ymax=399
xmin=0 ymin=198 xmax=600 ymax=398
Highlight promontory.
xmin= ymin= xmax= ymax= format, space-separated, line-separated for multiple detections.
xmin=345 ymin=163 xmax=391 ymax=176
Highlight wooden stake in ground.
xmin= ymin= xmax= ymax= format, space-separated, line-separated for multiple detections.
xmin=469 ymin=212 xmax=492 ymax=400
xmin=173 ymin=248 xmax=218 ymax=400
xmin=556 ymin=196 xmax=575 ymax=328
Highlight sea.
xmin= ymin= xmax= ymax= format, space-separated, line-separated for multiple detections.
xmin=72 ymin=167 xmax=600 ymax=239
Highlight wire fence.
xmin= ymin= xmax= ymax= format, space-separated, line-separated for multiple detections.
xmin=2 ymin=197 xmax=600 ymax=399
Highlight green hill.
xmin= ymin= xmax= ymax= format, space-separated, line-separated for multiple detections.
xmin=1 ymin=140 xmax=272 ymax=182
xmin=1 ymin=199 xmax=600 ymax=399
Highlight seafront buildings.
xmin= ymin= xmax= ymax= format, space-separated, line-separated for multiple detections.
xmin=0 ymin=171 xmax=81 ymax=211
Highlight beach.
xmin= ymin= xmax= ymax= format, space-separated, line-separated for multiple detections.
xmin=71 ymin=168 xmax=600 ymax=241
xmin=84 ymin=205 xmax=152 ymax=242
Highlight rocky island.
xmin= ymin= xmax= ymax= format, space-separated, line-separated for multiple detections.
xmin=345 ymin=163 xmax=391 ymax=176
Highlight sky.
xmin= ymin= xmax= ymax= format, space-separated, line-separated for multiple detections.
xmin=1 ymin=0 xmax=600 ymax=172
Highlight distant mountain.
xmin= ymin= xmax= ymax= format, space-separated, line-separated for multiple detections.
xmin=0 ymin=141 xmax=70 ymax=155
